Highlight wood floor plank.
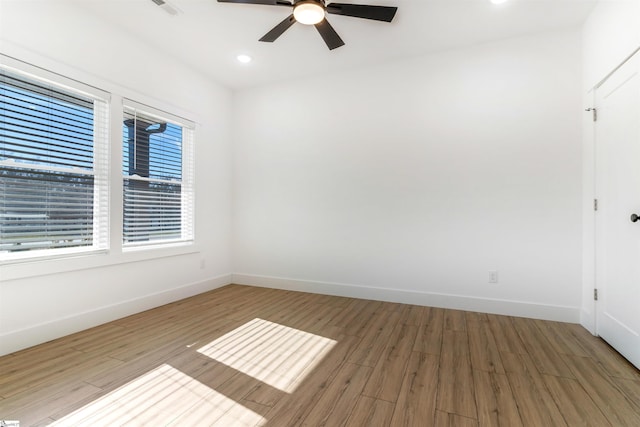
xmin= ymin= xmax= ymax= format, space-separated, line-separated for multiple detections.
xmin=3 ymin=381 xmax=102 ymax=425
xmin=473 ymin=370 xmax=522 ymax=427
xmin=377 ymin=301 xmax=407 ymax=313
xmin=566 ymin=324 xmax=640 ymax=381
xmin=300 ymin=362 xmax=371 ymax=426
xmin=242 ymin=381 xmax=283 ymax=409
xmin=347 ymin=309 xmax=400 ymax=367
xmin=511 ymin=316 xmax=574 ymax=378
xmin=251 ymin=292 xmax=309 ymax=324
xmin=341 ymin=300 xmax=383 ymax=337
xmin=435 ymin=411 xmax=479 ymax=427
xmin=505 ymin=370 xmax=567 ymax=427
xmin=362 ymin=323 xmax=418 ymax=402
xmin=486 ymin=314 xmax=527 ymax=355
xmin=166 ymin=385 xmax=264 ymax=426
xmin=413 ymin=306 xmax=444 ymax=355
xmin=467 ymin=313 xmax=505 ymax=374
xmin=322 ymin=294 xmax=352 ymax=308
xmin=533 ymin=320 xmax=590 ymax=357
xmin=389 ymin=351 xmax=439 ymax=426
xmin=329 ymin=298 xmax=370 ymax=328
xmin=404 ymin=305 xmax=426 ymax=326
xmin=65 ymin=324 xmax=128 ymax=352
xmin=105 ymin=321 xmax=197 ymax=362
xmin=31 ymin=418 xmax=56 ymax=427
xmin=307 ymin=293 xmax=345 ymax=306
xmin=444 ymin=309 xmax=467 ymax=332
xmin=68 ymin=317 xmax=180 ymax=357
xmin=344 ymin=396 xmax=395 ymax=427
xmin=612 ymin=377 xmax=640 ymax=410
xmin=139 ymin=367 xmax=259 ymax=426
xmin=263 ymin=334 xmax=361 ymax=426
xmin=169 ymin=352 xmax=241 ymax=391
xmin=0 ymin=356 xmax=122 ymax=415
xmin=561 ymin=354 xmax=640 ymax=426
xmin=0 ymin=351 xmax=119 ymax=399
xmin=501 ymin=352 xmax=568 ymax=427
xmin=436 ymin=330 xmax=478 ymax=419
xmin=0 ymin=348 xmax=91 ymax=389
xmin=303 ymin=304 xmax=349 ymax=337
xmin=84 ymin=346 xmax=187 ymax=390
xmin=542 ymin=374 xmax=613 ymax=427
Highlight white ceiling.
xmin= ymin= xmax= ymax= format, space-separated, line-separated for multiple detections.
xmin=78 ymin=0 xmax=597 ymax=89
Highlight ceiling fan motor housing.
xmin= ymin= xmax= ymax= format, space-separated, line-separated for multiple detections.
xmin=293 ymin=0 xmax=326 ymax=5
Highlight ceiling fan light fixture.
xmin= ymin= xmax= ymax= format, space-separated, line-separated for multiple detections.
xmin=293 ymin=1 xmax=325 ymax=25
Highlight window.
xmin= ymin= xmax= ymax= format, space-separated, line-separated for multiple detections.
xmin=122 ymin=103 xmax=194 ymax=248
xmin=0 ymin=58 xmax=196 ymax=271
xmin=0 ymin=67 xmax=109 ymax=261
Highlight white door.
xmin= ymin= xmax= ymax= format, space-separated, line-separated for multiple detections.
xmin=595 ymin=50 xmax=640 ymax=370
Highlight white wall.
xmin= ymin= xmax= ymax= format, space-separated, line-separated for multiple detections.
xmin=0 ymin=1 xmax=233 ymax=355
xmin=583 ymin=0 xmax=640 ymax=90
xmin=232 ymin=30 xmax=584 ymax=321
xmin=580 ymin=0 xmax=640 ymax=333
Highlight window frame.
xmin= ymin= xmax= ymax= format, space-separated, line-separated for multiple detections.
xmin=0 ymin=59 xmax=111 ymax=263
xmin=121 ymin=99 xmax=195 ymax=251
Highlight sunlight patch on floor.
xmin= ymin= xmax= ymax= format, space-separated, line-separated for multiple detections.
xmin=51 ymin=364 xmax=265 ymax=426
xmin=198 ymin=318 xmax=337 ymax=393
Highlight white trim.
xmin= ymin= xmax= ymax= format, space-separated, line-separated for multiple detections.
xmin=1 ymin=242 xmax=200 ymax=281
xmin=0 ymin=53 xmax=110 ymax=101
xmin=581 ymin=87 xmax=598 ymax=337
xmin=123 ymin=99 xmax=195 ymax=129
xmin=0 ymin=274 xmax=232 ymax=356
xmin=232 ymin=273 xmax=581 ymax=323
xmin=595 ymin=45 xmax=640 ymax=90
xmin=93 ymin=96 xmax=111 ymax=252
xmin=181 ymin=125 xmax=195 ymax=243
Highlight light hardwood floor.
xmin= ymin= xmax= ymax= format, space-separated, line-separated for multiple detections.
xmin=1 ymin=284 xmax=639 ymax=426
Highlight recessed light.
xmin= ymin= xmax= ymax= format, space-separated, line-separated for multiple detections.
xmin=490 ymin=0 xmax=508 ymax=4
xmin=236 ymin=54 xmax=252 ymax=64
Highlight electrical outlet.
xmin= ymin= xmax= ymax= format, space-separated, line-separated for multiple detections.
xmin=200 ymin=259 xmax=206 ymax=269
xmin=489 ymin=270 xmax=499 ymax=284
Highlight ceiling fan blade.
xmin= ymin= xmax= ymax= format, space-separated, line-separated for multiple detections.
xmin=217 ymin=0 xmax=291 ymax=6
xmin=259 ymin=14 xmax=296 ymax=42
xmin=326 ymin=3 xmax=397 ymax=22
xmin=315 ymin=19 xmax=345 ymax=50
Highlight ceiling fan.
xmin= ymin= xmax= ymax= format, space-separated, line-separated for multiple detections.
xmin=217 ymin=0 xmax=398 ymax=50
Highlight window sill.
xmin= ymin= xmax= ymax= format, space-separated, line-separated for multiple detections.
xmin=0 ymin=242 xmax=200 ymax=281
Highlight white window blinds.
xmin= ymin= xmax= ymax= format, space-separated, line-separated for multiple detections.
xmin=122 ymin=103 xmax=194 ymax=248
xmin=0 ymin=67 xmax=109 ymax=259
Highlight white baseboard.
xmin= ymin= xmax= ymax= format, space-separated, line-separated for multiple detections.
xmin=580 ymin=309 xmax=597 ymax=335
xmin=0 ymin=274 xmax=232 ymax=356
xmin=232 ymin=273 xmax=581 ymax=323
